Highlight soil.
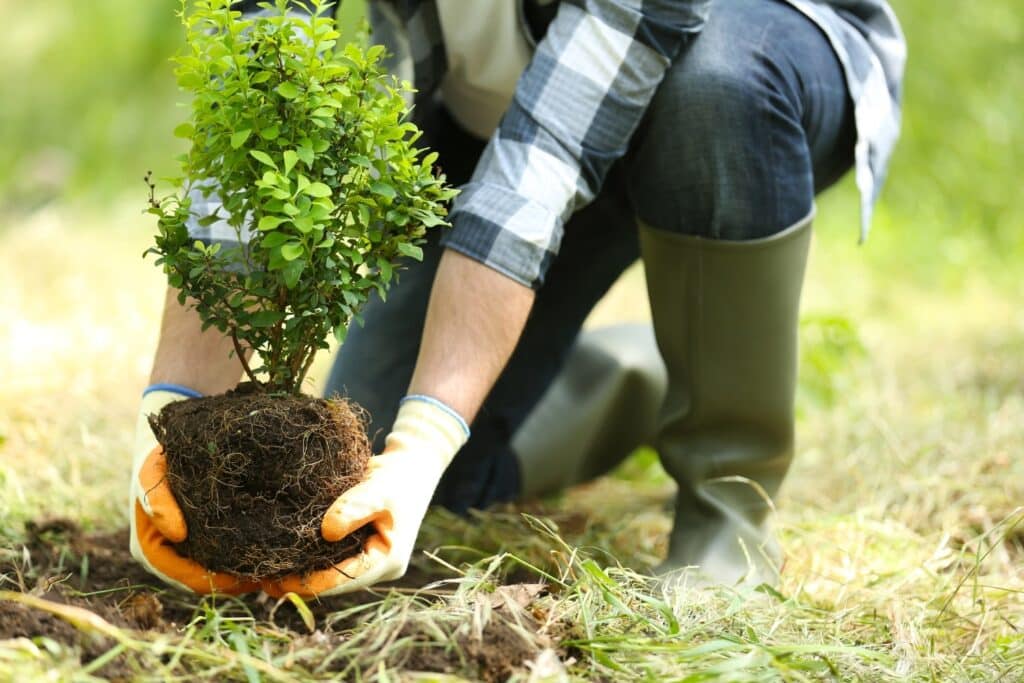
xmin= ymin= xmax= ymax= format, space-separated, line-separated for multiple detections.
xmin=0 ymin=519 xmax=552 ymax=680
xmin=150 ymin=385 xmax=371 ymax=580
xmin=399 ymin=619 xmax=545 ymax=683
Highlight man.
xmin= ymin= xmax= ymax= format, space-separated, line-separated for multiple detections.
xmin=131 ymin=0 xmax=905 ymax=595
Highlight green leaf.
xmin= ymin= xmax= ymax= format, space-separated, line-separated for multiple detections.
xmin=258 ymin=215 xmax=287 ymax=231
xmin=296 ymin=145 xmax=314 ymax=166
xmin=370 ymin=182 xmax=396 ymax=200
xmin=281 ymin=242 xmax=304 ymax=261
xmin=250 ymin=150 xmax=277 ymax=169
xmin=284 ymin=150 xmax=299 ymax=175
xmin=259 ymin=124 xmax=280 ymax=140
xmin=230 ymin=128 xmax=252 ymax=149
xmin=173 ymin=122 xmax=194 ymax=139
xmin=293 ymin=216 xmax=314 ymax=234
xmin=305 ymin=182 xmax=332 ymax=198
xmin=249 ymin=310 xmax=284 ymax=328
xmin=282 ymin=259 xmax=304 ymax=288
xmin=412 ymin=209 xmax=448 ymax=228
xmin=276 ymin=81 xmax=301 ymax=99
xmin=261 ymin=232 xmax=290 ymax=247
xmin=397 ymin=242 xmax=423 ymax=261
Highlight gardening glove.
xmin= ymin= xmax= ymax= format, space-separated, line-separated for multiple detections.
xmin=262 ymin=395 xmax=468 ymax=597
xmin=130 ymin=385 xmax=260 ymax=594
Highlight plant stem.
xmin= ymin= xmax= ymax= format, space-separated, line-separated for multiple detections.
xmin=230 ymin=329 xmax=260 ymax=386
xmin=295 ymin=343 xmax=319 ymax=394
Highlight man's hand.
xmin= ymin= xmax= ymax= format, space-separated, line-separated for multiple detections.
xmin=261 ymin=396 xmax=468 ymax=597
xmin=130 ymin=388 xmax=259 ymax=594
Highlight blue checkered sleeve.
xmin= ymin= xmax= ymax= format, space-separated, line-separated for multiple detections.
xmin=441 ymin=0 xmax=710 ymax=289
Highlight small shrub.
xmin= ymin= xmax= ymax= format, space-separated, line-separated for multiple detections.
xmin=146 ymin=0 xmax=455 ymax=393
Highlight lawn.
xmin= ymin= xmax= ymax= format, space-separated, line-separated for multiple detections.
xmin=1 ymin=1 xmax=1023 ymax=680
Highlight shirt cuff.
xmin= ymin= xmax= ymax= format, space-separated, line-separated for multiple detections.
xmin=441 ymin=183 xmax=563 ymax=290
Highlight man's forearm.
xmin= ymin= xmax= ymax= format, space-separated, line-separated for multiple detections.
xmin=408 ymin=249 xmax=535 ymax=423
xmin=149 ymin=287 xmax=247 ymax=395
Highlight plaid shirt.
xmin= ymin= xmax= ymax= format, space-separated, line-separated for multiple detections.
xmin=225 ymin=1 xmax=904 ymax=289
xmin=369 ymin=0 xmax=905 ymax=289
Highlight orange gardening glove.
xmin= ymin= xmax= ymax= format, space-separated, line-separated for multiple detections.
xmin=129 ymin=387 xmax=259 ymax=594
xmin=261 ymin=396 xmax=469 ymax=598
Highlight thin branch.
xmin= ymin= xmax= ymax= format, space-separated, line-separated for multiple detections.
xmin=294 ymin=342 xmax=319 ymax=394
xmin=230 ymin=329 xmax=260 ymax=386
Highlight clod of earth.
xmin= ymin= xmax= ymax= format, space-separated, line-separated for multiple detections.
xmin=150 ymin=385 xmax=372 ymax=580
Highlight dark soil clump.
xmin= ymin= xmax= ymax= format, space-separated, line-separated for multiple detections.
xmin=150 ymin=387 xmax=371 ymax=580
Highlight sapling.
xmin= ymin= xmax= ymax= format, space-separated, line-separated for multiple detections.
xmin=144 ymin=0 xmax=455 ymax=579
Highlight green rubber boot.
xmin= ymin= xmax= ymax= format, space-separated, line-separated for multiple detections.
xmin=514 ymin=324 xmax=667 ymax=499
xmin=640 ymin=212 xmax=813 ymax=586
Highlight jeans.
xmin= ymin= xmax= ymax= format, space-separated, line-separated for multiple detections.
xmin=324 ymin=0 xmax=855 ymax=513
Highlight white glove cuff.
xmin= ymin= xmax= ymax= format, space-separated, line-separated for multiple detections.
xmin=389 ymin=396 xmax=470 ymax=468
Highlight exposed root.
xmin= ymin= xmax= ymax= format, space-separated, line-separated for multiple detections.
xmin=150 ymin=387 xmax=371 ymax=580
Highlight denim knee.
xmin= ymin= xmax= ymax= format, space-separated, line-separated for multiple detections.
xmin=626 ymin=2 xmax=835 ymax=240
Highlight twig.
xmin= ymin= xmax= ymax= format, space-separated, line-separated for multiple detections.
xmin=230 ymin=329 xmax=260 ymax=386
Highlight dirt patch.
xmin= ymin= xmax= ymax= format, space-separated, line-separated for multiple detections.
xmin=1 ymin=520 xmax=442 ymax=633
xmin=399 ymin=617 xmax=547 ymax=682
xmin=0 ymin=520 xmax=558 ymax=680
xmin=463 ymin=619 xmax=547 ymax=682
xmin=151 ymin=387 xmax=371 ymax=580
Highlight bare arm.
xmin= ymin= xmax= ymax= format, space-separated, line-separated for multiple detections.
xmin=408 ymin=249 xmax=535 ymax=423
xmin=149 ymin=287 xmax=247 ymax=395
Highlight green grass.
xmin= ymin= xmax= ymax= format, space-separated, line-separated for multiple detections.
xmin=2 ymin=0 xmax=1024 ymax=680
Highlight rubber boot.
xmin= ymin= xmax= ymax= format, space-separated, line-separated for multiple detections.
xmin=640 ymin=212 xmax=813 ymax=586
xmin=513 ymin=324 xmax=668 ymax=499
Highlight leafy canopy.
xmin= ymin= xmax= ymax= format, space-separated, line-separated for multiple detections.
xmin=146 ymin=0 xmax=455 ymax=393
